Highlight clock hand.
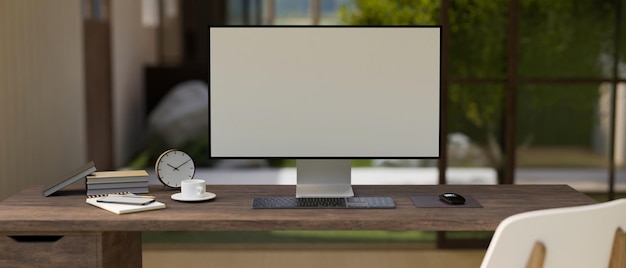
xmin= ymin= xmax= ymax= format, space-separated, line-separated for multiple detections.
xmin=175 ymin=159 xmax=192 ymax=169
xmin=167 ymin=163 xmax=179 ymax=171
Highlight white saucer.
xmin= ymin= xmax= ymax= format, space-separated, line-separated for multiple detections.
xmin=171 ymin=192 xmax=216 ymax=202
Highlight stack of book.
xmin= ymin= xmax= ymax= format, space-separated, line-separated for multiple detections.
xmin=43 ymin=161 xmax=97 ymax=197
xmin=86 ymin=170 xmax=149 ymax=196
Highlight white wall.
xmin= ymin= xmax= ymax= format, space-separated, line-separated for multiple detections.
xmin=0 ymin=0 xmax=86 ymax=200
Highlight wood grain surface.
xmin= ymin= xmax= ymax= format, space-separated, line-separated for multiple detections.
xmin=0 ymin=184 xmax=596 ymax=232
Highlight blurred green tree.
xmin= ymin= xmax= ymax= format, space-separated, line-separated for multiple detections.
xmin=340 ymin=0 xmax=616 ymax=183
xmin=340 ymin=0 xmax=508 ymax=180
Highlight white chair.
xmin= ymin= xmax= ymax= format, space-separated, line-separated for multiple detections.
xmin=481 ymin=198 xmax=626 ymax=268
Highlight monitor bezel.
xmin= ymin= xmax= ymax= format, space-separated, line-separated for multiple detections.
xmin=207 ymin=25 xmax=442 ymax=160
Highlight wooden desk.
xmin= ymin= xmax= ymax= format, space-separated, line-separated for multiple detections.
xmin=0 ymin=184 xmax=596 ymax=267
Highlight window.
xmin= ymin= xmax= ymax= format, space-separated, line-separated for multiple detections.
xmin=225 ymin=0 xmax=626 ymax=198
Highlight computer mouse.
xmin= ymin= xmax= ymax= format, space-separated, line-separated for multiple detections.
xmin=439 ymin=193 xmax=466 ymax=205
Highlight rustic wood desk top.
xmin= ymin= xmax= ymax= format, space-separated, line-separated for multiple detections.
xmin=0 ymin=184 xmax=596 ymax=232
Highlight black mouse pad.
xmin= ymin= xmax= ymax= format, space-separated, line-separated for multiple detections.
xmin=410 ymin=194 xmax=483 ymax=208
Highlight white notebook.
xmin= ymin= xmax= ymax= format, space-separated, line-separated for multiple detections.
xmin=86 ymin=197 xmax=165 ymax=214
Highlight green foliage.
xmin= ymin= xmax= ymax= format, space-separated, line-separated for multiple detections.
xmin=448 ymin=84 xmax=503 ymax=146
xmin=518 ymin=0 xmax=616 ymax=78
xmin=338 ymin=0 xmax=509 ymax=145
xmin=517 ymin=85 xmax=598 ymax=146
xmin=448 ymin=0 xmax=508 ymax=78
xmin=144 ymin=230 xmax=436 ymax=244
xmin=339 ymin=0 xmax=439 ymax=25
xmin=340 ymin=0 xmax=614 ymax=153
xmin=340 ymin=0 xmax=509 ymax=168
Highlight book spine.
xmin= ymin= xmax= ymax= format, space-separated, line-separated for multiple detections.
xmin=87 ymin=181 xmax=149 ymax=190
xmin=86 ymin=170 xmax=148 ymax=179
xmin=86 ymin=187 xmax=149 ymax=196
xmin=86 ymin=177 xmax=149 ymax=184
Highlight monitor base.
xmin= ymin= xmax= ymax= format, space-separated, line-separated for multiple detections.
xmin=296 ymin=159 xmax=354 ymax=198
xmin=296 ymin=184 xmax=355 ymax=198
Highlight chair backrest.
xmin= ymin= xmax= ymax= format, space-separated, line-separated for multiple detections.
xmin=481 ymin=198 xmax=626 ymax=268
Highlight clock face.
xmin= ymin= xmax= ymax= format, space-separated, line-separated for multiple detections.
xmin=155 ymin=149 xmax=195 ymax=188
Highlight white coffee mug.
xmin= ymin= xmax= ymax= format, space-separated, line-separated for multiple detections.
xmin=180 ymin=179 xmax=206 ymax=198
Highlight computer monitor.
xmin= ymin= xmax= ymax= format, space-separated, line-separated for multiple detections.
xmin=209 ymin=26 xmax=441 ymax=197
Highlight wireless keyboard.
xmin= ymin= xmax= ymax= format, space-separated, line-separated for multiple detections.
xmin=252 ymin=197 xmax=395 ymax=209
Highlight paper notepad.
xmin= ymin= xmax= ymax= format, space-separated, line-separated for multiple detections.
xmin=86 ymin=197 xmax=165 ymax=214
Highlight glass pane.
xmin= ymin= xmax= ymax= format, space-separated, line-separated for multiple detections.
xmin=337 ymin=0 xmax=439 ymax=25
xmin=447 ymin=84 xmax=503 ymax=184
xmin=274 ymin=0 xmax=311 ymax=25
xmin=516 ymin=84 xmax=610 ymax=192
xmin=319 ymin=0 xmax=351 ymax=25
xmin=226 ymin=0 xmax=264 ymax=25
xmin=448 ymin=0 xmax=507 ymax=79
xmin=227 ymin=0 xmax=245 ymax=25
xmin=519 ymin=1 xmax=616 ymax=78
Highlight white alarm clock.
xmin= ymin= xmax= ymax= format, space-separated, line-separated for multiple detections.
xmin=155 ymin=149 xmax=196 ymax=188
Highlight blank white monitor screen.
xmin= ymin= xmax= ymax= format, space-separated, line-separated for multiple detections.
xmin=209 ymin=26 xmax=440 ymax=159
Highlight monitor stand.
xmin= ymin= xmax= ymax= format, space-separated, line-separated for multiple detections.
xmin=295 ymin=159 xmax=355 ymax=198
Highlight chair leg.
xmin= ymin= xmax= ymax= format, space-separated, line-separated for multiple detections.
xmin=526 ymin=241 xmax=546 ymax=268
xmin=609 ymin=227 xmax=626 ymax=268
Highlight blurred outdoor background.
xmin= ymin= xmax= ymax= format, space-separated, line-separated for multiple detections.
xmin=131 ymin=0 xmax=626 ymax=196
xmin=0 ymin=0 xmax=625 ymax=266
xmin=2 ymin=0 xmax=624 ymax=197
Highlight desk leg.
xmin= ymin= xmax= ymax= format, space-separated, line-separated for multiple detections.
xmin=101 ymin=231 xmax=142 ymax=268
